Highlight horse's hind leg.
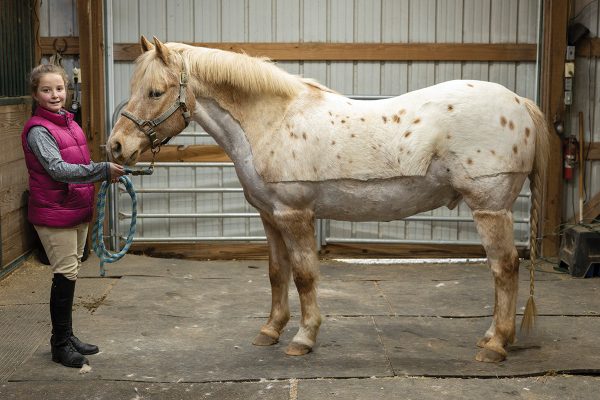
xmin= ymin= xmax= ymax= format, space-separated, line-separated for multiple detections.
xmin=253 ymin=213 xmax=291 ymax=346
xmin=272 ymin=209 xmax=321 ymax=356
xmin=473 ymin=209 xmax=519 ymax=362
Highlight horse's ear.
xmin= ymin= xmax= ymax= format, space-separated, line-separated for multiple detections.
xmin=152 ymin=36 xmax=170 ymax=64
xmin=140 ymin=35 xmax=154 ymax=52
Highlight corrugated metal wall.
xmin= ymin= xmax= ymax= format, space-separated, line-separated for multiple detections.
xmin=106 ymin=0 xmax=541 ymax=247
xmin=567 ymin=0 xmax=600 ymax=222
xmin=38 ymin=0 xmax=79 ymax=75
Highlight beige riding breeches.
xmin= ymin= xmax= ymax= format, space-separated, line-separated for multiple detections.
xmin=34 ymin=223 xmax=88 ymax=281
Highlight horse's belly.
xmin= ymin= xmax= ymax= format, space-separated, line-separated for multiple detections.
xmin=313 ymin=176 xmax=458 ymax=222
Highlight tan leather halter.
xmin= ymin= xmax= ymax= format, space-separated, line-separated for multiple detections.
xmin=121 ymin=66 xmax=191 ymax=152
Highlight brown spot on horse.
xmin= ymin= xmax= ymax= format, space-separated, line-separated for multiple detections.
xmin=382 ymin=116 xmax=388 ymax=123
xmin=447 ymin=105 xmax=454 ymax=111
xmin=508 ymin=121 xmax=514 ymax=130
xmin=392 ymin=115 xmax=401 ymax=123
xmin=512 ymin=145 xmax=518 ymax=154
xmin=413 ymin=118 xmax=421 ymax=124
xmin=525 ymin=127 xmax=530 ymax=137
xmin=404 ymin=131 xmax=412 ymax=138
xmin=500 ymin=116 xmax=507 ymax=127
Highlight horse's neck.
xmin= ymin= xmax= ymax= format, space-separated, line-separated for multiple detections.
xmin=193 ymin=98 xmax=241 ymax=156
xmin=193 ymin=92 xmax=290 ymax=159
xmin=192 ymin=96 xmax=274 ymax=203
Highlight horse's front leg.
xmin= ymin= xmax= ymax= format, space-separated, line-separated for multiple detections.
xmin=473 ymin=209 xmax=519 ymax=362
xmin=253 ymin=213 xmax=291 ymax=346
xmin=273 ymin=209 xmax=321 ymax=356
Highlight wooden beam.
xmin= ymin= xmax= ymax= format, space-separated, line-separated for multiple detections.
xmin=576 ymin=37 xmax=600 ymax=58
xmin=572 ymin=191 xmax=600 ymax=223
xmin=130 ymin=242 xmax=269 ymax=260
xmin=128 ymin=242 xmax=529 ymax=260
xmin=138 ymin=144 xmax=230 ymax=162
xmin=39 ymin=36 xmax=80 ymax=56
xmin=539 ymin=0 xmax=568 ymax=257
xmin=113 ymin=42 xmax=537 ymax=62
xmin=321 ymin=243 xmax=529 ymax=259
xmin=584 ymin=142 xmax=600 ymax=160
xmin=584 ymin=193 xmax=600 ymax=222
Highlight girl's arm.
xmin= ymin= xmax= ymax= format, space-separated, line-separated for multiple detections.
xmin=26 ymin=126 xmax=110 ymax=183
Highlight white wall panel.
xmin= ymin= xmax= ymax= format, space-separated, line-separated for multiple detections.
xmin=167 ymin=0 xmax=194 ymax=41
xmin=194 ymin=0 xmax=221 ymax=41
xmin=463 ymin=0 xmax=491 ymax=43
xmin=275 ymin=0 xmax=300 ymax=41
xmin=221 ymin=0 xmax=246 ymax=41
xmin=248 ymin=0 xmax=273 ymax=41
xmin=112 ymin=0 xmax=139 ymax=42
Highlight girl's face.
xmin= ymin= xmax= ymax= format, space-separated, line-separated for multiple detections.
xmin=33 ymin=73 xmax=67 ymax=113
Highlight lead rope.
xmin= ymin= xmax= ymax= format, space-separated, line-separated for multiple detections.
xmin=92 ymin=175 xmax=137 ymax=277
xmin=92 ymin=155 xmax=157 ymax=277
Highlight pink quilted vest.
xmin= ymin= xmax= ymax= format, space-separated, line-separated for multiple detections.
xmin=21 ymin=106 xmax=95 ymax=227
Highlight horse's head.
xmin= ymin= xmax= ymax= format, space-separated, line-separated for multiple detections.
xmin=108 ymin=36 xmax=195 ymax=165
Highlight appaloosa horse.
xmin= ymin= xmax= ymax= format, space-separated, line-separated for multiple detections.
xmin=108 ymin=36 xmax=549 ymax=362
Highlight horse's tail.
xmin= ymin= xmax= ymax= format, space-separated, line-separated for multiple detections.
xmin=521 ymin=98 xmax=550 ymax=333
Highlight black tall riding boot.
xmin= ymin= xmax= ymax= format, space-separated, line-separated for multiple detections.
xmin=67 ymin=279 xmax=99 ymax=355
xmin=50 ymin=274 xmax=88 ymax=368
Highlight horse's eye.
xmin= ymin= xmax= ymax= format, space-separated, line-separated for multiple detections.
xmin=149 ymin=90 xmax=163 ymax=98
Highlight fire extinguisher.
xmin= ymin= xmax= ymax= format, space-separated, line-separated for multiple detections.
xmin=563 ymin=135 xmax=578 ymax=180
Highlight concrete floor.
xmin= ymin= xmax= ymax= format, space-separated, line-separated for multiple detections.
xmin=1 ymin=253 xmax=599 ymax=399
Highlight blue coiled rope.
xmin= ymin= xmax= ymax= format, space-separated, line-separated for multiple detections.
xmin=92 ymin=174 xmax=137 ymax=277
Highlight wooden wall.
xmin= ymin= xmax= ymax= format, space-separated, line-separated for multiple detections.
xmin=0 ymin=98 xmax=34 ymax=274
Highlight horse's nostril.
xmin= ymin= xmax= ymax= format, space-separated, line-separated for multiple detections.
xmin=111 ymin=140 xmax=122 ymax=158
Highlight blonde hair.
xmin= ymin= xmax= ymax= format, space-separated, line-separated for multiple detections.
xmin=29 ymin=64 xmax=69 ymax=94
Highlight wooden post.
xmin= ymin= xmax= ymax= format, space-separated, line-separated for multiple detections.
xmin=76 ymin=0 xmax=106 ymax=250
xmin=578 ymin=112 xmax=585 ymax=223
xmin=76 ymin=0 xmax=105 ymax=162
xmin=539 ymin=0 xmax=569 ymax=257
xmin=33 ymin=0 xmax=41 ymax=64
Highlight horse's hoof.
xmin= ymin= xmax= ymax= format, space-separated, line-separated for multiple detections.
xmin=476 ymin=337 xmax=491 ymax=348
xmin=475 ymin=348 xmax=506 ymax=363
xmin=252 ymin=332 xmax=279 ymax=346
xmin=285 ymin=342 xmax=312 ymax=356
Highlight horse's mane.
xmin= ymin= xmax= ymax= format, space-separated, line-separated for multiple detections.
xmin=160 ymin=43 xmax=306 ymax=98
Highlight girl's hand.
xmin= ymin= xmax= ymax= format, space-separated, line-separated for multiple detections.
xmin=108 ymin=162 xmax=125 ymax=183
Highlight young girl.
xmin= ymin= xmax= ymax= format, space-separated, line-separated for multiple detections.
xmin=21 ymin=64 xmax=125 ymax=368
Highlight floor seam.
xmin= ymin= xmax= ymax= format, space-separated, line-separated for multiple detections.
xmin=371 ymin=315 xmax=396 ymax=377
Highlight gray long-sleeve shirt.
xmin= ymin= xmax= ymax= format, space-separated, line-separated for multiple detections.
xmin=26 ymin=125 xmax=110 ymax=183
